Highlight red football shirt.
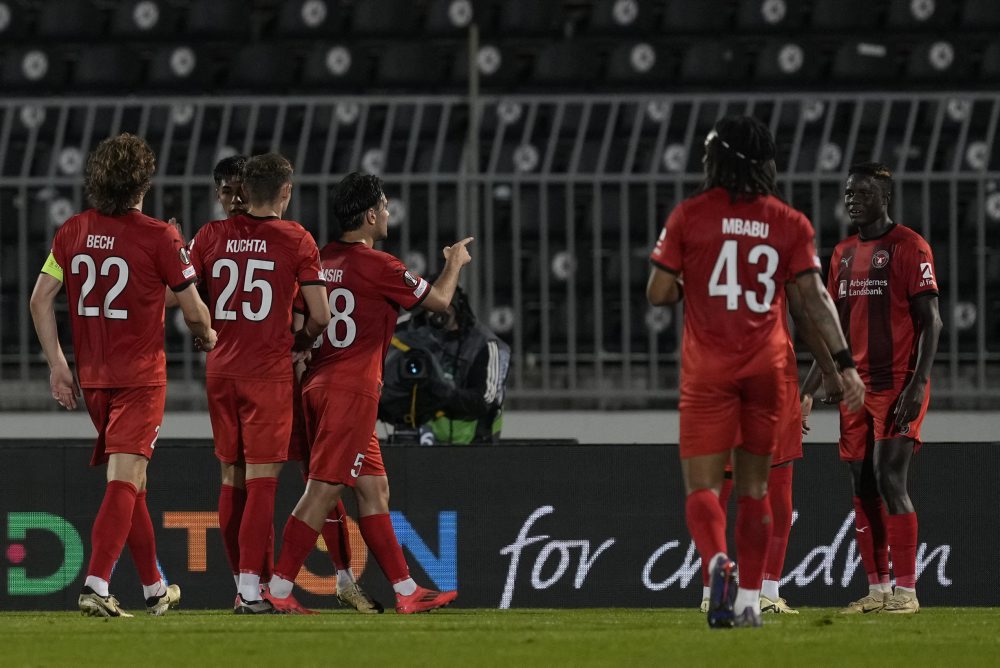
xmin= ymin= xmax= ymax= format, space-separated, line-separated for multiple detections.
xmin=49 ymin=209 xmax=195 ymax=388
xmin=303 ymin=240 xmax=430 ymax=399
xmin=650 ymin=188 xmax=820 ymax=378
xmin=827 ymin=223 xmax=938 ymax=391
xmin=190 ymin=214 xmax=323 ymax=381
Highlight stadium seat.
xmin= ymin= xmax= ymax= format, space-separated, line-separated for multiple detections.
xmin=661 ymin=0 xmax=731 ymax=33
xmin=425 ymin=0 xmax=479 ymax=34
xmin=754 ymin=40 xmax=821 ymax=83
xmin=277 ymin=0 xmax=343 ymax=37
xmin=72 ymin=45 xmax=142 ymax=90
xmin=110 ymin=0 xmax=177 ymax=37
xmin=185 ymin=0 xmax=249 ymax=38
xmin=147 ymin=45 xmax=212 ymax=90
xmin=0 ymin=0 xmax=29 ymax=40
xmin=679 ymin=41 xmax=746 ymax=84
xmin=227 ymin=44 xmax=297 ymax=90
xmin=36 ymin=0 xmax=103 ymax=39
xmin=605 ymin=42 xmax=673 ymax=85
xmin=961 ymin=0 xmax=1000 ymax=28
xmin=498 ymin=0 xmax=561 ymax=35
xmin=452 ymin=42 xmax=520 ymax=88
xmin=531 ymin=41 xmax=603 ymax=87
xmin=350 ymin=0 xmax=420 ymax=35
xmin=374 ymin=43 xmax=446 ymax=88
xmin=830 ymin=41 xmax=899 ymax=83
xmin=887 ymin=0 xmax=956 ymax=29
xmin=809 ymin=0 xmax=872 ymax=30
xmin=737 ymin=0 xmax=802 ymax=33
xmin=587 ymin=0 xmax=657 ymax=34
xmin=300 ymin=43 xmax=372 ymax=90
xmin=0 ymin=48 xmax=66 ymax=92
xmin=906 ymin=40 xmax=968 ymax=81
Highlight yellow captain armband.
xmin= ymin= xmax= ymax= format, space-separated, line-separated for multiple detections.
xmin=41 ymin=253 xmax=64 ymax=282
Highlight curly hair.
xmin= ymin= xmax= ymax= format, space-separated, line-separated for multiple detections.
xmin=332 ymin=172 xmax=384 ymax=233
xmin=242 ymin=153 xmax=293 ymax=207
xmin=702 ymin=115 xmax=778 ymax=203
xmin=85 ymin=133 xmax=156 ymax=216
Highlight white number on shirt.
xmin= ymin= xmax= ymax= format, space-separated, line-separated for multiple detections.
xmin=707 ymin=240 xmax=780 ymax=313
xmin=326 ymin=287 xmax=358 ymax=348
xmin=71 ymin=254 xmax=129 ymax=319
xmin=211 ymin=258 xmax=275 ymax=322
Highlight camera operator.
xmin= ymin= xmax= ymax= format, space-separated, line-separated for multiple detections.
xmin=384 ymin=285 xmax=510 ymax=444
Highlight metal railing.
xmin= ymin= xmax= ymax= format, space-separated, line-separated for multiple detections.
xmin=1 ymin=92 xmax=998 ymax=408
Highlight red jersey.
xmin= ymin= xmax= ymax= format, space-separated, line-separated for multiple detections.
xmin=48 ymin=209 xmax=195 ymax=388
xmin=190 ymin=214 xmax=323 ymax=381
xmin=827 ymin=223 xmax=938 ymax=391
xmin=303 ymin=240 xmax=430 ymax=399
xmin=650 ymin=188 xmax=820 ymax=378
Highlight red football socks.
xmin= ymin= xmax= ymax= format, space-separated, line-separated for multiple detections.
xmin=886 ymin=512 xmax=919 ymax=589
xmin=126 ymin=490 xmax=161 ymax=586
xmin=686 ymin=488 xmax=728 ymax=577
xmin=322 ymin=500 xmax=352 ymax=572
xmin=218 ymin=484 xmax=247 ymax=575
xmin=359 ymin=513 xmax=410 ymax=584
xmin=88 ymin=480 xmax=138 ymax=582
xmin=764 ymin=466 xmax=793 ymax=582
xmin=735 ymin=495 xmax=773 ymax=591
xmin=262 ymin=524 xmax=275 ymax=583
xmin=853 ymin=495 xmax=890 ymax=585
xmin=274 ymin=514 xmax=320 ymax=583
xmin=238 ymin=477 xmax=278 ymax=575
xmin=699 ymin=481 xmax=734 ymax=586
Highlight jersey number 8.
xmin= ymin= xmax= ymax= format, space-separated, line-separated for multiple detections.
xmin=708 ymin=240 xmax=779 ymax=313
xmin=326 ymin=287 xmax=357 ymax=348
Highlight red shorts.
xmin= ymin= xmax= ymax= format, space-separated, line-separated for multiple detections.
xmin=302 ymin=386 xmax=386 ymax=486
xmin=772 ymin=378 xmax=804 ymax=466
xmin=838 ymin=387 xmax=930 ymax=461
xmin=206 ymin=376 xmax=292 ymax=465
xmin=83 ymin=385 xmax=166 ymax=466
xmin=286 ymin=379 xmax=308 ymax=464
xmin=679 ymin=365 xmax=785 ymax=459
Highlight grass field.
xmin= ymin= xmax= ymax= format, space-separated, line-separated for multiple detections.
xmin=2 ymin=608 xmax=999 ymax=667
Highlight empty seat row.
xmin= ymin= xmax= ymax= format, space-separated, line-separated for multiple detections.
xmin=2 ymin=38 xmax=999 ymax=92
xmin=2 ymin=0 xmax=1000 ymax=42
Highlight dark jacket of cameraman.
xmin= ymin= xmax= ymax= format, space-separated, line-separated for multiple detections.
xmin=427 ymin=320 xmax=510 ymax=444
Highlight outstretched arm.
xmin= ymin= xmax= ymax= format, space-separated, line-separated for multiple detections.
xmin=174 ymin=284 xmax=217 ymax=350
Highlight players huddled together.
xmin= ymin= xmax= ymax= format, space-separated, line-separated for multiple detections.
xmin=31 ymin=122 xmax=939 ymax=624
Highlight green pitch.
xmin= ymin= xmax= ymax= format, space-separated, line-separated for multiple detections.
xmin=2 ymin=608 xmax=999 ymax=667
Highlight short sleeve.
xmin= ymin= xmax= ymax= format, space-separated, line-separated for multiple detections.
xmin=188 ymin=226 xmax=208 ymax=278
xmin=902 ymin=235 xmax=938 ymax=298
xmin=156 ymin=224 xmax=197 ymax=291
xmin=649 ymin=205 xmax=683 ymax=274
xmin=378 ymin=255 xmax=430 ymax=310
xmin=786 ymin=211 xmax=821 ymax=279
xmin=296 ymin=233 xmax=324 ymax=286
xmin=41 ymin=251 xmax=64 ymax=282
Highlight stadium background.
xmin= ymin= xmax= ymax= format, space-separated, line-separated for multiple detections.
xmin=1 ymin=0 xmax=998 ymax=609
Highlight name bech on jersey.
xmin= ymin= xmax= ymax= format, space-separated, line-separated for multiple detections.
xmin=226 ymin=239 xmax=268 ymax=253
xmin=721 ymin=217 xmax=769 ymax=239
xmin=86 ymin=234 xmax=115 ymax=249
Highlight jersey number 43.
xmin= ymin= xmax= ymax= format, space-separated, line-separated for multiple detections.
xmin=708 ymin=240 xmax=779 ymax=313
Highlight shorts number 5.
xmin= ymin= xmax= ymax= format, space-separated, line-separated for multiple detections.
xmin=350 ymin=452 xmax=365 ymax=478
